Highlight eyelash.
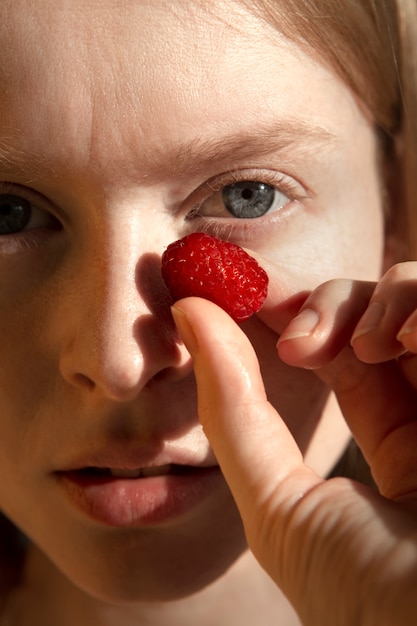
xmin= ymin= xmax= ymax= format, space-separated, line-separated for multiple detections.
xmin=185 ymin=169 xmax=307 ymax=239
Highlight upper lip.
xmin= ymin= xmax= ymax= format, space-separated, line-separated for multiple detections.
xmin=55 ymin=443 xmax=218 ymax=474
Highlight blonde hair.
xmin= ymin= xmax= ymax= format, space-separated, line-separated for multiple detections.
xmin=244 ymin=0 xmax=417 ymax=258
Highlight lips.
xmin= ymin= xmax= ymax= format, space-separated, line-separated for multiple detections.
xmin=83 ymin=463 xmax=187 ymax=478
xmin=57 ymin=460 xmax=223 ymax=527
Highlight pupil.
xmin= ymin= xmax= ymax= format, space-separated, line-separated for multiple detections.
xmin=241 ymin=188 xmax=254 ymax=200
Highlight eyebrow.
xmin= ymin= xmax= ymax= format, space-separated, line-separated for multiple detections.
xmin=169 ymin=119 xmax=339 ymax=176
xmin=0 ymin=119 xmax=339 ymax=183
xmin=0 ymin=135 xmax=53 ymax=183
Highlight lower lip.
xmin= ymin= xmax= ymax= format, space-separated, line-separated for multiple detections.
xmin=57 ymin=467 xmax=223 ymax=527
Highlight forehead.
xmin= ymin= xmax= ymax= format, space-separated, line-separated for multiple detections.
xmin=0 ymin=0 xmax=359 ymax=190
xmin=0 ymin=2 xmax=285 ymax=158
xmin=0 ymin=0 xmax=280 ymax=101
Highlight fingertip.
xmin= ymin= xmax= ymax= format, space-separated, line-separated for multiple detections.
xmin=171 ymin=304 xmax=199 ymax=355
xmin=171 ymin=297 xmax=266 ymax=399
xmin=350 ymin=324 xmax=407 ymax=364
xmin=277 ymin=308 xmax=325 ymax=369
xmin=278 ymin=308 xmax=320 ymax=342
xmin=397 ymin=329 xmax=417 ymax=354
xmin=350 ymin=300 xmax=385 ymax=346
xmin=397 ymin=311 xmax=417 ymax=353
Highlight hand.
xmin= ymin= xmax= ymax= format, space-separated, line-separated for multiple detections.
xmin=171 ymin=262 xmax=417 ymax=626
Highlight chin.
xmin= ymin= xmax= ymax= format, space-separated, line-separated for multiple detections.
xmin=66 ymin=535 xmax=248 ymax=604
xmin=34 ymin=501 xmax=248 ymax=605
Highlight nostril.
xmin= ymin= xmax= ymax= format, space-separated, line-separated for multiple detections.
xmin=72 ymin=373 xmax=95 ymax=391
xmin=57 ymin=249 xmax=191 ymax=400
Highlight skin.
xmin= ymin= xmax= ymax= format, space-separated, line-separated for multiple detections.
xmin=2 ymin=0 xmax=414 ymax=624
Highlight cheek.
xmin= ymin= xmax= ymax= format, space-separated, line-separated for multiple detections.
xmin=0 ymin=288 xmax=60 ymax=480
xmin=258 ymin=196 xmax=385 ymax=290
xmin=316 ymin=143 xmax=386 ymax=281
xmin=319 ymin=204 xmax=385 ymax=281
xmin=254 ymin=124 xmax=385 ymax=286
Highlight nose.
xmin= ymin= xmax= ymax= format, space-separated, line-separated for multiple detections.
xmin=58 ymin=231 xmax=190 ymax=402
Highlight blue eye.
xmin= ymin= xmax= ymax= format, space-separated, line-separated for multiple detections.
xmin=192 ymin=174 xmax=295 ymax=223
xmin=222 ymin=181 xmax=276 ymax=218
xmin=0 ymin=194 xmax=31 ymax=234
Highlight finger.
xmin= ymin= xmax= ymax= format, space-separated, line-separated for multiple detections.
xmin=351 ymin=262 xmax=417 ymax=363
xmin=171 ymin=297 xmax=321 ymax=535
xmin=277 ymin=279 xmax=374 ymax=369
xmin=314 ymin=344 xmax=417 ymax=499
xmin=397 ymin=309 xmax=417 ymax=353
xmin=275 ymin=280 xmax=417 ymax=500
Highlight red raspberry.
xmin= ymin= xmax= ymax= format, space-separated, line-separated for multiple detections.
xmin=161 ymin=233 xmax=268 ymax=322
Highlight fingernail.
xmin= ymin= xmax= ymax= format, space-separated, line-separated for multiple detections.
xmin=396 ymin=325 xmax=412 ymax=342
xmin=279 ymin=308 xmax=319 ymax=342
xmin=171 ymin=306 xmax=199 ymax=354
xmin=351 ymin=300 xmax=385 ymax=344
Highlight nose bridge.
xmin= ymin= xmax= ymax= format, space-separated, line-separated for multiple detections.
xmin=58 ymin=226 xmax=180 ymax=400
xmin=90 ymin=238 xmax=142 ymax=366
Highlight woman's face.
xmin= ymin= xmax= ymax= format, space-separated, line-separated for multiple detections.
xmin=0 ymin=0 xmax=385 ymax=602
